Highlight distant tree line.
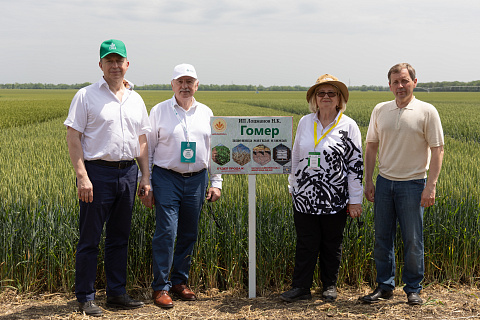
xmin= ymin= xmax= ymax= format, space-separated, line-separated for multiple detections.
xmin=0 ymin=82 xmax=309 ymax=91
xmin=1 ymin=81 xmax=480 ymax=91
xmin=348 ymin=80 xmax=480 ymax=92
xmin=347 ymin=85 xmax=390 ymax=92
xmin=415 ymin=80 xmax=480 ymax=92
xmin=0 ymin=82 xmax=93 ymax=90
xmin=136 ymin=84 xmax=312 ymax=91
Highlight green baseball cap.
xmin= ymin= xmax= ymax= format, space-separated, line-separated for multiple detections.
xmin=100 ymin=39 xmax=127 ymax=59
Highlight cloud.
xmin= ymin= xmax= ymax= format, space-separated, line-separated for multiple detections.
xmin=1 ymin=0 xmax=479 ymax=85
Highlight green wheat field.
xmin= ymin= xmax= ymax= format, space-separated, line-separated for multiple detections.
xmin=1 ymin=89 xmax=479 ymax=295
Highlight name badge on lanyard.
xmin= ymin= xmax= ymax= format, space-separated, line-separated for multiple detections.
xmin=309 ymin=112 xmax=343 ymax=169
xmin=174 ymin=104 xmax=197 ymax=163
xmin=181 ymin=141 xmax=196 ymax=163
xmin=308 ymin=152 xmax=321 ymax=168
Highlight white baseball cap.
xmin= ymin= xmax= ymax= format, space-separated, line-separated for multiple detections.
xmin=172 ymin=63 xmax=197 ymax=80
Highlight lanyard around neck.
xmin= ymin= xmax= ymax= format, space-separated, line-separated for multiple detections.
xmin=173 ymin=105 xmax=190 ymax=142
xmin=314 ymin=112 xmax=343 ymax=148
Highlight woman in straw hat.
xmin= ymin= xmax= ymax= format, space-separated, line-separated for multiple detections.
xmin=281 ymin=74 xmax=364 ymax=302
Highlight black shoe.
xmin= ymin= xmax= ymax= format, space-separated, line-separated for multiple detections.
xmin=106 ymin=293 xmax=144 ymax=309
xmin=322 ymin=286 xmax=337 ymax=301
xmin=359 ymin=287 xmax=393 ymax=304
xmin=280 ymin=287 xmax=312 ymax=302
xmin=79 ymin=300 xmax=103 ymax=317
xmin=407 ymin=292 xmax=423 ymax=305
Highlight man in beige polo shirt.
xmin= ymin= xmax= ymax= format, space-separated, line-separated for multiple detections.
xmin=359 ymin=63 xmax=444 ymax=306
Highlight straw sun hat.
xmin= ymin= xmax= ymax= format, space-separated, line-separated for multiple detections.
xmin=306 ymin=74 xmax=349 ymax=103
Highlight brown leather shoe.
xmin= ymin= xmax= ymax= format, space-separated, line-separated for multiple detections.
xmin=153 ymin=290 xmax=173 ymax=308
xmin=170 ymin=283 xmax=196 ymax=301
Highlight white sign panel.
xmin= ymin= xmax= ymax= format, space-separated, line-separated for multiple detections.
xmin=210 ymin=116 xmax=293 ymax=174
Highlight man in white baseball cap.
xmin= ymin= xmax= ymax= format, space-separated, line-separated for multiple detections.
xmin=143 ymin=63 xmax=222 ymax=308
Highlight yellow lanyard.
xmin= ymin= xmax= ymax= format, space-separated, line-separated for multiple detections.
xmin=314 ymin=112 xmax=343 ymax=149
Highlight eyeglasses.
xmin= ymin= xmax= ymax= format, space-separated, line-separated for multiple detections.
xmin=316 ymin=91 xmax=337 ymax=97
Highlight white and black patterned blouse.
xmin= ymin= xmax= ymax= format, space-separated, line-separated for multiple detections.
xmin=288 ymin=112 xmax=364 ymax=215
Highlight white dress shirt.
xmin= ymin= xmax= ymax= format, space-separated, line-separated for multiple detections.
xmin=64 ymin=77 xmax=151 ymax=161
xmin=147 ymin=96 xmax=222 ymax=189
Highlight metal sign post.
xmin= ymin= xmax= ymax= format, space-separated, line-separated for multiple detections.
xmin=248 ymin=174 xmax=256 ymax=298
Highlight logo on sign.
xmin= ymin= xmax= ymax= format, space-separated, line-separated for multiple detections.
xmin=212 ymin=118 xmax=227 ymax=133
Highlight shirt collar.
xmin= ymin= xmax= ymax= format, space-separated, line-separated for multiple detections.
xmin=313 ymin=110 xmax=341 ymax=123
xmin=172 ymin=95 xmax=198 ymax=111
xmin=98 ymin=77 xmax=134 ymax=90
xmin=389 ymin=96 xmax=416 ymax=110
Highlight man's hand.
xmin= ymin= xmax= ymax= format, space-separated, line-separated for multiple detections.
xmin=421 ymin=145 xmax=443 ymax=208
xmin=363 ymin=142 xmax=378 ymax=203
xmin=66 ymin=126 xmax=93 ymax=203
xmin=77 ymin=175 xmax=93 ymax=203
xmin=141 ymin=192 xmax=155 ymax=209
xmin=206 ymin=187 xmax=221 ymax=202
xmin=137 ymin=176 xmax=151 ymax=200
xmin=420 ymin=185 xmax=436 ymax=208
xmin=364 ymin=180 xmax=375 ymax=203
xmin=137 ymin=174 xmax=154 ymax=209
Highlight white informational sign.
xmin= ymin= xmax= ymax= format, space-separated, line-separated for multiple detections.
xmin=210 ymin=116 xmax=293 ymax=298
xmin=210 ymin=116 xmax=293 ymax=175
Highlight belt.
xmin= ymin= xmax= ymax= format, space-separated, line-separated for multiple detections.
xmin=167 ymin=168 xmax=206 ymax=178
xmin=87 ymin=159 xmax=136 ymax=169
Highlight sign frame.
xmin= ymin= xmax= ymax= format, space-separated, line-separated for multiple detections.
xmin=210 ymin=116 xmax=293 ymax=298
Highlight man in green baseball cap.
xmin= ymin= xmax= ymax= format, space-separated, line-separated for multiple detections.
xmin=65 ymin=39 xmax=151 ymax=316
xmin=98 ymin=39 xmax=130 ymax=91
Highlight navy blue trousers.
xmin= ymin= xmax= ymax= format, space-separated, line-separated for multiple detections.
xmin=75 ymin=161 xmax=138 ymax=302
xmin=151 ymin=166 xmax=208 ymax=291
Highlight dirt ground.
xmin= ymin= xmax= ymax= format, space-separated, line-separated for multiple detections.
xmin=1 ymin=284 xmax=479 ymax=319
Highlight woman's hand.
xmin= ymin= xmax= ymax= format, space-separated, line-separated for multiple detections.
xmin=347 ymin=203 xmax=362 ymax=218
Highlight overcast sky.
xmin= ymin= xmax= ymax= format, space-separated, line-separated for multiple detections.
xmin=2 ymin=0 xmax=479 ymax=87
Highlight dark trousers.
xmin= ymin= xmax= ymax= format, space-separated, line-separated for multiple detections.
xmin=151 ymin=166 xmax=208 ymax=291
xmin=291 ymin=208 xmax=347 ymax=289
xmin=75 ymin=161 xmax=138 ymax=302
